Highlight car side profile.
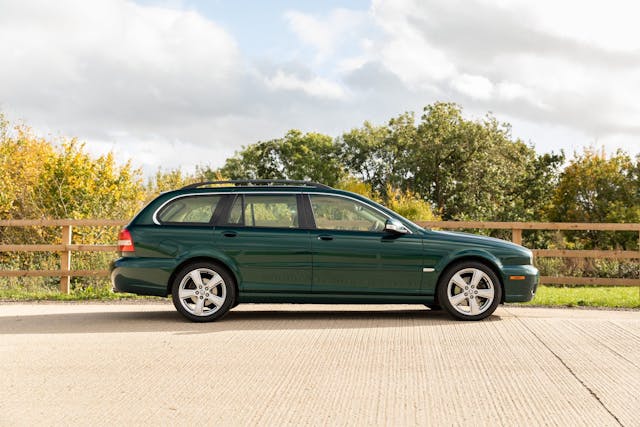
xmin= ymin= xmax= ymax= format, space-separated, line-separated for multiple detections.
xmin=111 ymin=180 xmax=538 ymax=322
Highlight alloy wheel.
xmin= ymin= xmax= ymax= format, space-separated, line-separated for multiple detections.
xmin=445 ymin=267 xmax=495 ymax=316
xmin=177 ymin=268 xmax=227 ymax=317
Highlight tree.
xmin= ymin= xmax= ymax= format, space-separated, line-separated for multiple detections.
xmin=218 ymin=130 xmax=344 ymax=186
xmin=146 ymin=168 xmax=201 ymax=201
xmin=334 ymin=178 xmax=439 ymax=222
xmin=339 ymin=112 xmax=416 ymax=200
xmin=515 ymin=152 xmax=565 ymax=220
xmin=408 ymin=103 xmax=544 ymax=220
xmin=547 ymin=149 xmax=640 ymax=249
xmin=1 ymin=117 xmax=146 ymax=222
xmin=340 ymin=102 xmax=560 ymax=221
xmin=0 ymin=119 xmax=55 ymax=219
xmin=0 ymin=118 xmax=147 ymax=289
xmin=382 ymin=185 xmax=439 ymax=222
xmin=34 ymin=140 xmax=145 ymax=220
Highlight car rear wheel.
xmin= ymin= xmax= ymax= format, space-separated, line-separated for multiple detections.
xmin=437 ymin=261 xmax=502 ymax=321
xmin=171 ymin=262 xmax=236 ymax=322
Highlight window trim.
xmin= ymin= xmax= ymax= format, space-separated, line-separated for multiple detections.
xmin=153 ymin=191 xmax=412 ymax=234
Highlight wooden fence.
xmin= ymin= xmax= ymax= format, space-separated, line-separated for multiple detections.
xmin=0 ymin=220 xmax=125 ymax=293
xmin=1 ymin=219 xmax=639 ymax=293
xmin=417 ymin=221 xmax=640 ymax=287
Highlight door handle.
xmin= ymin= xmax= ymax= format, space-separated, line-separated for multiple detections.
xmin=317 ymin=235 xmax=333 ymax=241
xmin=222 ymin=231 xmax=237 ymax=238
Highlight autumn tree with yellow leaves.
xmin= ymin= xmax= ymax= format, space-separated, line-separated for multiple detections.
xmin=0 ymin=115 xmax=146 ymax=222
xmin=0 ymin=115 xmax=147 ymax=291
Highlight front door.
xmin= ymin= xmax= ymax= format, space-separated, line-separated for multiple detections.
xmin=308 ymin=194 xmax=423 ymax=294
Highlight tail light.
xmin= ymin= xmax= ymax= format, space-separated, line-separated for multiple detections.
xmin=118 ymin=229 xmax=135 ymax=253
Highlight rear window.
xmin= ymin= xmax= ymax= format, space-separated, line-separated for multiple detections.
xmin=156 ymin=195 xmax=222 ymax=224
xmin=226 ymin=194 xmax=299 ymax=228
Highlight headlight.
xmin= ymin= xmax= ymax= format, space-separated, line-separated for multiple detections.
xmin=500 ymin=251 xmax=534 ymax=266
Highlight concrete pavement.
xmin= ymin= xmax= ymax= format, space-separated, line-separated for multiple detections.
xmin=0 ymin=302 xmax=638 ymax=426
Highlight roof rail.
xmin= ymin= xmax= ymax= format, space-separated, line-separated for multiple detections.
xmin=181 ymin=179 xmax=333 ymax=190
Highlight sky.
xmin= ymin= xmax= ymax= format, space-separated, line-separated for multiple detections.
xmin=1 ymin=0 xmax=639 ymax=175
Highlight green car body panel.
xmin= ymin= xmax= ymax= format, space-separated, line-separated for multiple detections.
xmin=111 ymin=184 xmax=538 ymax=314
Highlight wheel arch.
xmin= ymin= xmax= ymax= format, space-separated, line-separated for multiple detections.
xmin=435 ymin=254 xmax=505 ymax=304
xmin=166 ymin=256 xmax=240 ymax=298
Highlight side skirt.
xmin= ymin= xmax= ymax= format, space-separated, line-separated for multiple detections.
xmin=238 ymin=292 xmax=435 ymax=304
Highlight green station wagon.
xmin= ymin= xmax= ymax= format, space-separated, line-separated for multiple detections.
xmin=111 ymin=180 xmax=538 ymax=322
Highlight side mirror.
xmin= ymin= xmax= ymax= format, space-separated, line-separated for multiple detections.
xmin=384 ymin=219 xmax=409 ymax=234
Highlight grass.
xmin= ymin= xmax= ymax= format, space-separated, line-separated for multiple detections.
xmin=520 ymin=285 xmax=640 ymax=309
xmin=1 ymin=282 xmax=638 ymax=309
xmin=0 ymin=277 xmax=166 ymax=302
xmin=0 ymin=284 xmax=162 ymax=302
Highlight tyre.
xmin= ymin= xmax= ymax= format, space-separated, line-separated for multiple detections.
xmin=437 ymin=261 xmax=502 ymax=321
xmin=424 ymin=303 xmax=442 ymax=311
xmin=171 ymin=262 xmax=236 ymax=322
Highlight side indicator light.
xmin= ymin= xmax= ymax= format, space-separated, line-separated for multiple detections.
xmin=509 ymin=275 xmax=526 ymax=280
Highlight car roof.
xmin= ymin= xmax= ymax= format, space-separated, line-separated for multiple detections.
xmin=181 ymin=180 xmax=332 ymax=190
xmin=153 ymin=180 xmax=343 ymax=202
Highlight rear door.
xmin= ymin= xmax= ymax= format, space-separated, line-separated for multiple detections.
xmin=213 ymin=193 xmax=312 ymax=293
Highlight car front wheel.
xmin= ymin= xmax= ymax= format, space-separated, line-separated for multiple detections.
xmin=171 ymin=262 xmax=236 ymax=322
xmin=437 ymin=261 xmax=502 ymax=321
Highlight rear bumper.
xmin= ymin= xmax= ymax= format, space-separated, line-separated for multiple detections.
xmin=502 ymin=265 xmax=539 ymax=303
xmin=110 ymin=257 xmax=176 ymax=297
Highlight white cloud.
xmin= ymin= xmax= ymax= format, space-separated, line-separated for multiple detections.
xmin=1 ymin=0 xmax=639 ymax=179
xmin=284 ymin=8 xmax=368 ymax=63
xmin=0 ymin=0 xmax=244 ymax=172
xmin=264 ymin=70 xmax=346 ymax=100
xmin=518 ymin=0 xmax=640 ymax=52
xmin=0 ymin=0 xmax=369 ymax=174
xmin=0 ymin=0 xmax=240 ymax=110
xmin=451 ymin=74 xmax=493 ymax=100
xmin=372 ymin=0 xmax=456 ymax=88
xmin=365 ymin=0 xmax=640 ymax=152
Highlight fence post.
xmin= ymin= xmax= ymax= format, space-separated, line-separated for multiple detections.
xmin=60 ymin=225 xmax=72 ymax=293
xmin=512 ymin=228 xmax=522 ymax=245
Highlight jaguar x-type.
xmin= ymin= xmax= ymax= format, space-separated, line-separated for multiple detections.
xmin=111 ymin=180 xmax=538 ymax=321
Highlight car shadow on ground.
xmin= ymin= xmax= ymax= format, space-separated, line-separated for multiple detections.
xmin=0 ymin=305 xmax=505 ymax=335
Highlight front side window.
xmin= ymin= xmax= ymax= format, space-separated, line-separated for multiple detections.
xmin=227 ymin=194 xmax=299 ymax=228
xmin=310 ymin=195 xmax=387 ymax=232
xmin=157 ymin=195 xmax=222 ymax=224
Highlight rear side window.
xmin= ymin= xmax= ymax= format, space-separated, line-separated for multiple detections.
xmin=227 ymin=194 xmax=299 ymax=228
xmin=156 ymin=195 xmax=222 ymax=224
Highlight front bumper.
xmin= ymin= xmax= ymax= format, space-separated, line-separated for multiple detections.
xmin=502 ymin=264 xmax=539 ymax=303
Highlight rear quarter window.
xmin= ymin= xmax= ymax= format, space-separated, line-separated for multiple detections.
xmin=156 ymin=195 xmax=222 ymax=224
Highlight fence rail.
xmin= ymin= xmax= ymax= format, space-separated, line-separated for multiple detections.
xmin=416 ymin=220 xmax=640 ymax=288
xmin=1 ymin=219 xmax=639 ymax=293
xmin=0 ymin=219 xmax=125 ymax=292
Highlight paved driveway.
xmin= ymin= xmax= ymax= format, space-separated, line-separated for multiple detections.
xmin=0 ymin=303 xmax=638 ymax=426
